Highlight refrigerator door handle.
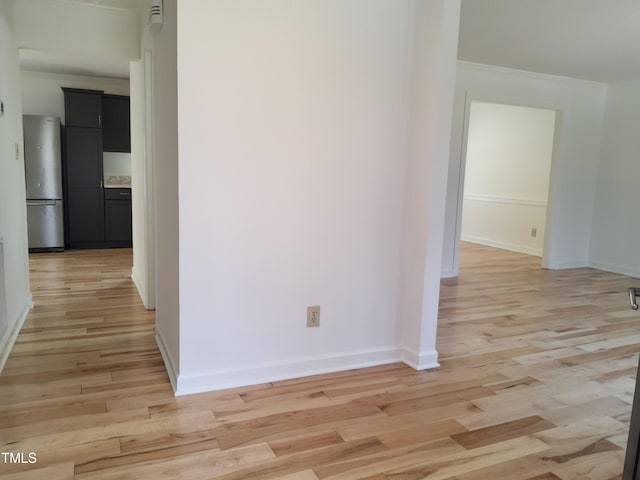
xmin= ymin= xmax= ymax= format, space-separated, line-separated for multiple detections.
xmin=26 ymin=200 xmax=57 ymax=206
xmin=630 ymin=288 xmax=640 ymax=310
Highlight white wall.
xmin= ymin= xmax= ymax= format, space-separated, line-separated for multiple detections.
xmin=130 ymin=59 xmax=148 ymax=306
xmin=461 ymin=102 xmax=555 ymax=256
xmin=175 ymin=0 xmax=459 ymax=394
xmin=103 ymin=152 xmax=132 ymax=177
xmin=0 ymin=1 xmax=32 ymax=372
xmin=151 ymin=0 xmax=179 ymax=388
xmin=396 ymin=0 xmax=460 ymax=369
xmin=20 ymin=70 xmax=129 ymax=124
xmin=131 ymin=2 xmax=157 ymax=312
xmin=590 ymin=81 xmax=640 ymax=277
xmin=15 ymin=0 xmax=139 ymax=63
xmin=443 ymin=62 xmax=607 ymax=277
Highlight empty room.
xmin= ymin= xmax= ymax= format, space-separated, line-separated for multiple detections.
xmin=1 ymin=0 xmax=640 ymax=479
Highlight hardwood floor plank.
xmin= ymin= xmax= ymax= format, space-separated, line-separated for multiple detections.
xmin=0 ymin=409 xmax=216 ymax=454
xmin=215 ymin=401 xmax=384 ymax=449
xmin=524 ymin=474 xmax=563 ymax=480
xmin=551 ymin=449 xmax=625 ymax=480
xmin=0 ymin=440 xmax=120 ymax=476
xmin=540 ymin=396 xmax=632 ymax=427
xmin=268 ymin=431 xmax=345 ymax=456
xmin=307 ymin=437 xmax=466 ymax=480
xmin=384 ymin=436 xmax=551 ymax=480
xmin=73 ymin=443 xmax=276 ymax=480
xmin=375 ymin=419 xmax=468 ymax=449
xmin=451 ymin=416 xmax=556 ymax=450
xmin=206 ymin=437 xmax=388 ymax=480
xmin=275 ymin=471 xmax=320 ymax=480
xmin=0 ymin=244 xmax=637 ymax=479
xmin=0 ymin=462 xmax=74 ymax=480
xmin=74 ymin=437 xmax=222 ymax=474
xmin=336 ymin=412 xmax=464 ymax=443
xmin=0 ymin=407 xmax=150 ymax=444
xmin=0 ymin=400 xmax=107 ymax=429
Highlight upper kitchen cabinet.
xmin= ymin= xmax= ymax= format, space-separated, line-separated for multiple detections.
xmin=102 ymin=95 xmax=131 ymax=152
xmin=62 ymin=88 xmax=104 ymax=128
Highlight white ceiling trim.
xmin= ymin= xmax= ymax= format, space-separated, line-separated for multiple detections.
xmin=458 ymin=61 xmax=607 ymax=89
xmin=48 ymin=0 xmax=141 ymax=13
xmin=458 ymin=0 xmax=640 ymax=83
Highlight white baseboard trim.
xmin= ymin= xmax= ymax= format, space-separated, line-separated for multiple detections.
xmin=0 ymin=295 xmax=33 ymax=374
xmin=589 ymin=260 xmax=640 ymax=279
xmin=400 ymin=347 xmax=439 ymax=370
xmin=174 ymin=347 xmax=402 ymax=396
xmin=545 ymin=260 xmax=589 ymax=270
xmin=461 ymin=235 xmax=542 ymax=257
xmin=155 ymin=328 xmax=178 ymax=393
xmin=441 ymin=268 xmax=458 ymax=279
xmin=131 ymin=269 xmax=149 ymax=309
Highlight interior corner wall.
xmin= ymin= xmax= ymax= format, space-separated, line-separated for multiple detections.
xmin=0 ymin=0 xmax=32 ymax=372
xmin=20 ymin=71 xmax=129 ymax=124
xmin=460 ymin=102 xmax=555 ymax=257
xmin=442 ymin=62 xmax=607 ymax=277
xmin=151 ymin=0 xmax=179 ymax=386
xmin=589 ymin=81 xmax=640 ymax=278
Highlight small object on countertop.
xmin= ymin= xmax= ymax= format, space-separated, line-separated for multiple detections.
xmin=104 ymin=175 xmax=131 ymax=188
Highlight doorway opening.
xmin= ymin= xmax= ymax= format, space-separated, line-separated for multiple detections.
xmin=459 ymin=101 xmax=557 ymax=266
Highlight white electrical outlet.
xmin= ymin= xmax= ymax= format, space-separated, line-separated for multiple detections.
xmin=531 ymin=227 xmax=537 ymax=237
xmin=307 ymin=305 xmax=320 ymax=327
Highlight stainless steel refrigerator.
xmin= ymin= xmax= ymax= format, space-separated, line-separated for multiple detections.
xmin=23 ymin=115 xmax=64 ymax=251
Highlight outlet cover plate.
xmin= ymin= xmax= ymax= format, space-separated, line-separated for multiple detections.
xmin=307 ymin=305 xmax=320 ymax=327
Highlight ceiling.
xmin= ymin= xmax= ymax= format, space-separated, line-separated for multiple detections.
xmin=52 ymin=0 xmax=139 ymax=12
xmin=458 ymin=0 xmax=640 ymax=83
xmin=19 ymin=48 xmax=131 ymax=79
xmin=17 ymin=0 xmax=142 ymax=80
xmin=18 ymin=0 xmax=640 ymax=83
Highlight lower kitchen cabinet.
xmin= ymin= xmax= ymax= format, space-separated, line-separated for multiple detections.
xmin=68 ymin=186 xmax=105 ymax=245
xmin=104 ymin=188 xmax=132 ymax=247
xmin=65 ymin=127 xmax=105 ymax=248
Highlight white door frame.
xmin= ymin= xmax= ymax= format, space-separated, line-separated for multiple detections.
xmin=142 ymin=46 xmax=157 ymax=309
xmin=449 ymin=89 xmax=565 ymax=275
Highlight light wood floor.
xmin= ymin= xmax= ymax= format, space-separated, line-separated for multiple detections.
xmin=1 ymin=243 xmax=639 ymax=479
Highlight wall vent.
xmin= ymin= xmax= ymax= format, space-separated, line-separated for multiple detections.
xmin=149 ymin=0 xmax=163 ymax=33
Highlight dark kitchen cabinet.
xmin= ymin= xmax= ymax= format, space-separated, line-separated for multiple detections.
xmin=105 ymin=188 xmax=132 ymax=246
xmin=62 ymin=88 xmax=103 ymax=128
xmin=64 ymin=127 xmax=104 ymax=247
xmin=102 ymin=95 xmax=131 ymax=152
xmin=62 ymin=87 xmax=133 ymax=249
